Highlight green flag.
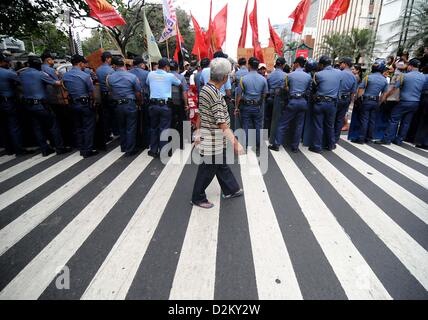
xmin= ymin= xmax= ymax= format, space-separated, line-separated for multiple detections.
xmin=143 ymin=8 xmax=162 ymax=63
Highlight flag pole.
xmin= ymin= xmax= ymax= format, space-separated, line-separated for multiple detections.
xmin=166 ymin=38 xmax=170 ymax=59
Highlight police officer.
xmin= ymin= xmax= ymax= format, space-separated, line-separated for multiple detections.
xmin=269 ymin=56 xmax=311 ymax=153
xmin=378 ymin=58 xmax=426 ymax=145
xmin=309 ymin=55 xmax=342 ymax=153
xmin=129 ymin=56 xmax=150 ymax=148
xmin=62 ymin=54 xmax=97 ymax=158
xmin=41 ymin=51 xmax=59 ymax=80
xmin=334 ymin=57 xmax=358 ymax=143
xmin=234 ymin=58 xmax=249 ymax=89
xmin=266 ymin=57 xmax=286 ymax=142
xmin=170 ymin=60 xmax=189 ymax=149
xmin=95 ymin=51 xmax=115 ymax=144
xmin=196 ymin=58 xmax=210 ymax=93
xmin=19 ymin=57 xmax=70 ymax=156
xmin=0 ymin=53 xmax=29 ymax=156
xmin=351 ymin=59 xmax=388 ymax=144
xmin=236 ymin=57 xmax=268 ymax=152
xmin=146 ymin=58 xmax=181 ymax=158
xmin=107 ymin=57 xmax=142 ymax=156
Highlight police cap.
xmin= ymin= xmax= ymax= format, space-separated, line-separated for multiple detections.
xmin=158 ymin=57 xmax=170 ymax=69
xmin=248 ymin=57 xmax=260 ymax=69
xmin=111 ymin=56 xmax=124 ymax=67
xmin=40 ymin=51 xmax=53 ymax=61
xmin=275 ymin=57 xmax=286 ymax=67
xmin=213 ymin=51 xmax=228 ymax=59
xmin=169 ymin=60 xmax=179 ymax=70
xmin=339 ymin=57 xmax=353 ymax=67
xmin=294 ymin=56 xmax=306 ymax=67
xmin=238 ymin=57 xmax=247 ymax=66
xmin=71 ymin=54 xmax=87 ymax=65
xmin=319 ymin=55 xmax=332 ymax=66
xmin=408 ymin=58 xmax=421 ymax=68
xmin=133 ymin=56 xmax=146 ymax=66
xmin=200 ymin=58 xmax=211 ymax=69
xmin=101 ymin=51 xmax=112 ymax=62
xmin=28 ymin=57 xmax=42 ymax=70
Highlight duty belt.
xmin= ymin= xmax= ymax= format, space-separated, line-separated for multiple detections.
xmin=150 ymin=98 xmax=169 ymax=106
xmin=315 ymin=96 xmax=336 ymax=103
xmin=363 ymin=96 xmax=379 ymax=101
xmin=290 ymin=93 xmax=306 ymax=99
xmin=243 ymin=99 xmax=262 ymax=106
xmin=114 ymin=98 xmax=135 ymax=105
xmin=25 ymin=98 xmax=45 ymax=105
xmin=338 ymin=93 xmax=351 ymax=100
xmin=72 ymin=97 xmax=90 ymax=104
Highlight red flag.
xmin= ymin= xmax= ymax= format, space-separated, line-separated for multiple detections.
xmin=174 ymin=23 xmax=189 ymax=66
xmin=85 ymin=0 xmax=126 ymax=27
xmin=323 ymin=0 xmax=351 ymax=20
xmin=249 ymin=0 xmax=264 ymax=62
xmin=191 ymin=15 xmax=208 ymax=59
xmin=212 ymin=4 xmax=228 ymax=50
xmin=268 ymin=18 xmax=284 ymax=56
xmin=289 ymin=0 xmax=311 ymax=34
xmin=238 ymin=0 xmax=249 ymax=49
xmin=205 ymin=0 xmax=214 ymax=59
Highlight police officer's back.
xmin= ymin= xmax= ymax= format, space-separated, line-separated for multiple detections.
xmin=62 ymin=54 xmax=97 ymax=158
xmin=309 ymin=55 xmax=342 ymax=153
xmin=107 ymin=57 xmax=142 ymax=156
xmin=146 ymin=58 xmax=181 ymax=157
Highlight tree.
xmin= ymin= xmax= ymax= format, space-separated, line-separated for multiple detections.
xmin=348 ymin=28 xmax=375 ymax=64
xmin=81 ymin=29 xmax=117 ymax=56
xmin=320 ymin=32 xmax=349 ymax=61
xmin=23 ymin=23 xmax=70 ymax=56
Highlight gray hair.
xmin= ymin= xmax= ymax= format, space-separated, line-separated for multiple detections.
xmin=210 ymin=58 xmax=231 ymax=82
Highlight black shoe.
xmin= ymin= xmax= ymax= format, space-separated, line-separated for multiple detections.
xmin=222 ymin=189 xmax=244 ymax=199
xmin=148 ymin=150 xmax=159 ymax=158
xmin=82 ymin=150 xmax=99 ymax=158
xmin=15 ymin=148 xmax=36 ymax=156
xmin=416 ymin=144 xmax=428 ymax=150
xmin=124 ymin=150 xmax=139 ymax=157
xmin=351 ymin=139 xmax=365 ymax=144
xmin=291 ymin=147 xmax=299 ymax=153
xmin=56 ymin=147 xmax=72 ymax=155
xmin=392 ymin=140 xmax=402 ymax=146
xmin=326 ymin=144 xmax=336 ymax=151
xmin=375 ymin=140 xmax=390 ymax=145
xmin=268 ymin=144 xmax=279 ymax=152
xmin=42 ymin=148 xmax=55 ymax=157
xmin=308 ymin=147 xmax=322 ymax=154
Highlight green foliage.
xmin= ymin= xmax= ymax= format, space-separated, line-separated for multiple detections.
xmin=22 ymin=23 xmax=70 ymax=56
xmin=81 ymin=29 xmax=117 ymax=56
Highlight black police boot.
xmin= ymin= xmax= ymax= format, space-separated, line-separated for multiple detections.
xmin=308 ymin=147 xmax=323 ymax=154
xmin=56 ymin=147 xmax=73 ymax=155
xmin=290 ymin=147 xmax=299 ymax=153
xmin=416 ymin=144 xmax=428 ymax=150
xmin=148 ymin=150 xmax=159 ymax=158
xmin=124 ymin=150 xmax=139 ymax=157
xmin=268 ymin=144 xmax=279 ymax=152
xmin=375 ymin=140 xmax=391 ymax=145
xmin=42 ymin=148 xmax=56 ymax=157
xmin=82 ymin=150 xmax=99 ymax=158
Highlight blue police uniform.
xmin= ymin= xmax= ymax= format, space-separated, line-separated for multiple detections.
xmin=235 ymin=67 xmax=249 ymax=97
xmin=42 ymin=63 xmax=59 ymax=80
xmin=84 ymin=68 xmax=97 ymax=82
xmin=201 ymin=67 xmax=232 ymax=96
xmin=19 ymin=68 xmax=65 ymax=154
xmin=129 ymin=67 xmax=150 ymax=97
xmin=171 ymin=71 xmax=189 ymax=149
xmin=96 ymin=62 xmax=116 ymax=139
xmin=146 ymin=69 xmax=181 ymax=154
xmin=274 ymin=67 xmax=312 ymax=150
xmin=0 ymin=67 xmax=24 ymax=154
xmin=334 ymin=68 xmax=357 ymax=142
xmin=239 ymin=70 xmax=268 ymax=149
xmin=62 ymin=66 xmax=96 ymax=157
xmin=357 ymin=72 xmax=388 ymax=142
xmin=311 ymin=66 xmax=342 ymax=151
xmin=414 ymin=74 xmax=428 ymax=147
xmin=266 ymin=67 xmax=286 ymax=138
xmin=383 ymin=70 xmax=426 ymax=145
xmin=107 ymin=68 xmax=142 ymax=154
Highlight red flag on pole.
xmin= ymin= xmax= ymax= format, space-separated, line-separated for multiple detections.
xmin=268 ymin=18 xmax=284 ymax=56
xmin=205 ymin=0 xmax=214 ymax=59
xmin=174 ymin=22 xmax=189 ymax=66
xmin=289 ymin=0 xmax=311 ymax=34
xmin=191 ymin=15 xmax=208 ymax=59
xmin=249 ymin=0 xmax=264 ymax=62
xmin=212 ymin=4 xmax=228 ymax=51
xmin=323 ymin=0 xmax=351 ymax=20
xmin=238 ymin=0 xmax=249 ymax=49
xmin=85 ymin=0 xmax=126 ymax=27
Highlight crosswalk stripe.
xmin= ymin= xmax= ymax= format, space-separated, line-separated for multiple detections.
xmin=0 ymin=147 xmax=123 ymax=256
xmin=301 ymin=147 xmax=428 ymax=291
xmin=0 ymin=153 xmax=55 ymax=184
xmin=240 ymin=149 xmax=302 ymax=300
xmin=382 ymin=144 xmax=428 ymax=167
xmin=81 ymin=145 xmax=192 ymax=300
xmin=403 ymin=142 xmax=428 ymax=153
xmin=271 ymin=146 xmax=391 ymax=299
xmin=341 ymin=138 xmax=428 ymax=189
xmin=0 ymin=152 xmax=82 ymax=212
xmin=0 ymin=155 xmax=15 ymax=166
xmin=169 ymin=180 xmax=221 ymax=300
xmin=334 ymin=144 xmax=428 ymax=224
xmin=0 ymin=151 xmax=152 ymax=300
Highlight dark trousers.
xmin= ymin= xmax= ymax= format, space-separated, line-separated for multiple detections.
xmin=71 ymin=102 xmax=96 ymax=155
xmin=269 ymin=94 xmax=286 ymax=145
xmin=192 ymin=151 xmax=240 ymax=204
xmin=358 ymin=100 xmax=378 ymax=141
xmin=26 ymin=103 xmax=64 ymax=152
xmin=171 ymin=102 xmax=186 ymax=149
xmin=50 ymin=103 xmax=74 ymax=148
xmin=275 ymin=97 xmax=307 ymax=149
xmin=148 ymin=104 xmax=172 ymax=154
xmin=334 ymin=98 xmax=351 ymax=143
xmin=384 ymin=101 xmax=419 ymax=144
xmin=0 ymin=100 xmax=23 ymax=154
xmin=311 ymin=101 xmax=336 ymax=151
xmin=116 ymin=101 xmax=138 ymax=153
xmin=95 ymin=93 xmax=113 ymax=148
xmin=414 ymin=94 xmax=428 ymax=146
xmin=240 ymin=104 xmax=263 ymax=148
